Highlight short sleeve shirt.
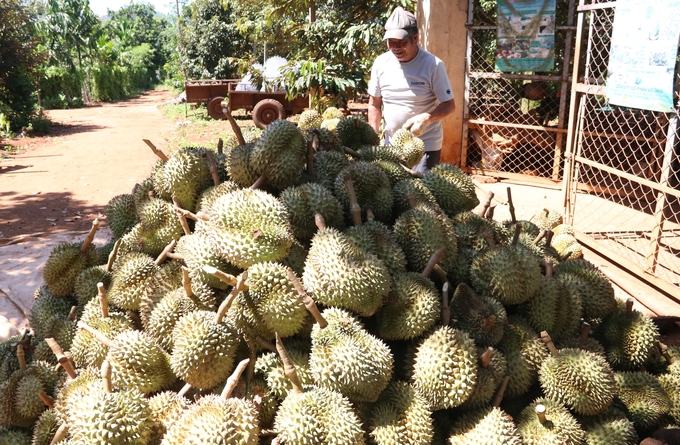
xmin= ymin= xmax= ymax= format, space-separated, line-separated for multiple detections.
xmin=368 ymin=48 xmax=453 ymax=152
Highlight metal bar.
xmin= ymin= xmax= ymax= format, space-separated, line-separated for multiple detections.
xmin=574 ymin=155 xmax=680 ymax=200
xmin=461 ymin=0 xmax=475 ymax=169
xmin=581 ymin=130 xmax=663 ymax=143
xmin=466 ymin=25 xmax=577 ymax=30
xmin=577 ymin=2 xmax=617 ymax=12
xmin=574 ymin=83 xmax=606 ymax=95
xmin=469 ymin=72 xmax=567 ymax=81
xmin=467 ymin=119 xmax=569 ymax=133
xmin=646 ymin=115 xmax=678 ymax=273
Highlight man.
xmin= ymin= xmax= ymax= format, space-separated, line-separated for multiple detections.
xmin=368 ymin=6 xmax=455 ymax=173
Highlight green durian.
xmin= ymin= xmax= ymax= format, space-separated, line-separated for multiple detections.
xmin=369 ymin=381 xmax=433 ymax=445
xmin=448 ymin=406 xmax=522 ymax=445
xmin=227 ymin=143 xmax=259 ymax=187
xmin=462 ymin=347 xmax=508 ymax=409
xmin=372 ymin=159 xmax=412 ymax=187
xmin=43 ymin=240 xmax=98 ymax=296
xmin=580 ymin=407 xmax=638 ymax=445
xmin=255 ymin=344 xmax=315 ymax=400
xmin=336 ymin=115 xmax=380 ymax=149
xmin=555 ymin=258 xmax=616 ymax=321
xmin=454 ymin=211 xmax=510 ymax=252
xmin=224 ymin=126 xmax=262 ymax=152
xmin=148 ymin=391 xmax=192 ymax=444
xmin=309 ymin=150 xmax=351 ymax=191
xmin=531 ymin=208 xmax=563 ymax=231
xmin=176 ymin=232 xmax=236 ymax=292
xmin=195 ymin=180 xmax=241 ymax=213
xmin=517 ymin=398 xmax=585 ymax=445
xmin=343 ymin=219 xmax=407 ymax=276
xmin=356 ymin=145 xmax=400 ymax=163
xmin=139 ymin=260 xmax=184 ymax=327
xmin=0 ymin=427 xmax=31 ymax=445
xmin=298 ymin=109 xmax=323 ymax=130
xmin=28 ymin=290 xmax=76 ymax=339
xmin=334 ymin=161 xmax=394 ymax=223
xmin=497 ymin=317 xmax=548 ymax=398
xmin=31 ymin=409 xmax=61 ymax=445
xmin=389 ymin=129 xmax=425 ymax=168
xmin=106 ymin=194 xmax=139 ymax=239
xmin=421 ymin=163 xmax=479 ymax=217
xmin=322 ymin=107 xmax=345 ymax=120
xmin=449 ymin=283 xmax=507 ymax=347
xmin=281 ymin=183 xmax=345 ymax=243
xmin=659 ymin=373 xmax=680 ymax=424
xmin=133 ymin=175 xmax=156 ymax=216
xmin=392 ymin=178 xmax=440 ymax=216
xmin=135 ymin=198 xmax=185 ymax=257
xmin=73 ymin=265 xmax=111 ymax=307
xmin=156 ymin=147 xmax=213 ymax=211
xmin=615 ymin=371 xmax=671 ymax=431
xmin=107 ymin=252 xmax=159 ymax=310
xmin=145 ymin=287 xmax=199 ymax=352
xmin=251 ymin=119 xmax=307 ymax=190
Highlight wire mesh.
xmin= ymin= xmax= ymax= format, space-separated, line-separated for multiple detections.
xmin=566 ymin=3 xmax=680 ymax=290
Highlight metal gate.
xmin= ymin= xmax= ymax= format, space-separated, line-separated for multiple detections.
xmin=562 ymin=0 xmax=680 ymax=298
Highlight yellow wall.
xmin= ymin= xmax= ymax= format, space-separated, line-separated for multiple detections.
xmin=417 ymin=0 xmax=469 ymax=165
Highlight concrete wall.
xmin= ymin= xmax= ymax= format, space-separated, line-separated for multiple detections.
xmin=417 ymin=0 xmax=469 ymax=165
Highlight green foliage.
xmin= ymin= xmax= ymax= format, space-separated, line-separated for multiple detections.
xmin=40 ymin=65 xmax=84 ymax=109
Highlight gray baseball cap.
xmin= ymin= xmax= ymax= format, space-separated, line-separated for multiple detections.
xmin=383 ymin=7 xmax=417 ymax=40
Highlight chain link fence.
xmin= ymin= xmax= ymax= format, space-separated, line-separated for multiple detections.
xmin=563 ymin=0 xmax=680 ymax=296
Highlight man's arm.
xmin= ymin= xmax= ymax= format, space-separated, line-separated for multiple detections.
xmin=368 ymin=95 xmax=383 ymax=134
xmin=402 ymin=98 xmax=455 ymax=136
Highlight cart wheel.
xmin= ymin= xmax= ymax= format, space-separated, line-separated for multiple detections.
xmin=253 ymin=99 xmax=286 ymax=129
xmin=208 ymin=96 xmax=226 ymax=120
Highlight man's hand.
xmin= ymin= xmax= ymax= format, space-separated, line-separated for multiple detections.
xmin=402 ymin=113 xmax=431 ymax=136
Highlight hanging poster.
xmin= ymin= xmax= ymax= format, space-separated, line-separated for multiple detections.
xmin=496 ymin=0 xmax=556 ymax=72
xmin=606 ymin=0 xmax=680 ymax=112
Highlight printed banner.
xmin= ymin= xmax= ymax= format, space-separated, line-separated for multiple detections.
xmin=496 ymin=0 xmax=556 ymax=72
xmin=607 ymin=0 xmax=680 ymax=112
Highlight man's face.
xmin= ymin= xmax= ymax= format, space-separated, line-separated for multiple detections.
xmin=387 ymin=34 xmax=419 ymax=62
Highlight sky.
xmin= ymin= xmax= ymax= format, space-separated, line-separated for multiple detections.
xmin=89 ymin=0 xmax=176 ymax=17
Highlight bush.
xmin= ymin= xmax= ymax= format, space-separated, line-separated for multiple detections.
xmin=40 ymin=65 xmax=83 ymax=109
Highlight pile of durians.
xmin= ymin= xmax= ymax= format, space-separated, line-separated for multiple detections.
xmin=1 ymin=107 xmax=679 ymax=445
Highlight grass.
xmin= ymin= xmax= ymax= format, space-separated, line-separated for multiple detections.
xmin=0 ymin=144 xmax=23 ymax=159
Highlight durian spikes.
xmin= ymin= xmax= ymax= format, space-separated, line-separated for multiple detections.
xmin=205 ymin=149 xmax=221 ymax=186
xmin=221 ymin=358 xmax=250 ymax=399
xmin=535 ymin=404 xmax=547 ymax=424
xmin=540 ymin=331 xmax=560 ymax=358
xmin=215 ymin=272 xmax=248 ymax=324
xmin=98 ymin=282 xmax=109 ymax=318
xmin=492 ymin=375 xmax=511 ymax=407
xmin=507 ymin=187 xmax=516 ymax=223
xmin=511 ymin=224 xmax=521 ymax=246
xmin=101 ymin=359 xmax=113 ymax=393
xmin=155 ymin=239 xmax=178 ymax=265
xmin=106 ymin=238 xmax=122 ymax=272
xmin=545 ymin=259 xmax=554 ymax=277
xmin=178 ymin=383 xmax=192 ymax=398
xmin=181 ymin=267 xmax=194 ymax=298
xmin=203 ymin=266 xmax=250 ymax=291
xmin=307 ymin=132 xmax=319 ymax=175
xmin=422 ymin=247 xmax=446 ymax=278
xmin=275 ymin=332 xmax=303 ymax=395
xmin=173 ymin=197 xmax=192 ymax=235
xmin=77 ymin=322 xmax=113 ymax=348
xmin=38 ymin=391 xmax=55 ymax=408
xmin=143 ymin=138 xmax=169 ymax=161
xmin=580 ymin=322 xmax=591 ymax=347
xmin=286 ymin=268 xmax=328 ymax=329
xmin=480 ymin=347 xmax=494 ymax=368
xmin=625 ymin=297 xmax=634 ymax=319
xmin=472 ymin=191 xmax=494 ymax=218
xmin=17 ymin=343 xmax=26 ymax=370
xmin=343 ymin=174 xmax=362 ymax=227
xmin=82 ymin=218 xmax=100 ymax=253
xmin=441 ymin=282 xmax=451 ymax=326
xmin=45 ymin=338 xmax=76 ymax=379
xmin=222 ymin=105 xmax=246 ymax=146
xmin=50 ymin=425 xmax=68 ymax=445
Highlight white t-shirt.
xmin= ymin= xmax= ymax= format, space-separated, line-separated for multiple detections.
xmin=368 ymin=47 xmax=453 ymax=152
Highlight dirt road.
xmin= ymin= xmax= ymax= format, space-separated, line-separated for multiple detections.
xmin=0 ymin=89 xmax=176 ymax=239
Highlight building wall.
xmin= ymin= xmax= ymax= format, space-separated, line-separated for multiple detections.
xmin=417 ymin=0 xmax=469 ymax=165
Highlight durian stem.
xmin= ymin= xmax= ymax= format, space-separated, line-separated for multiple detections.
xmin=143 ymin=139 xmax=169 ymax=161
xmin=106 ymin=238 xmax=122 ymax=272
xmin=366 ymin=208 xmax=375 ymax=221
xmin=432 ymin=264 xmax=448 ymax=284
xmin=580 ymin=322 xmax=591 ymax=347
xmin=343 ymin=174 xmax=362 ymax=227
xmin=406 ymin=192 xmax=417 ymax=210
xmin=485 ymin=205 xmax=496 ymax=220
xmin=101 ymin=360 xmax=113 ymax=393
xmin=67 ymin=305 xmax=78 ymax=322
xmin=441 ymin=282 xmax=451 ymax=326
xmin=307 ymin=132 xmax=318 ymax=175
xmin=422 ymin=248 xmax=445 ymax=278
xmin=98 ymin=283 xmax=108 ymax=318
xmin=540 ymin=331 xmax=559 ymax=357
xmin=271 ymin=436 xmax=281 ymax=445
xmin=221 ymin=358 xmax=250 ymax=400
xmin=81 ymin=218 xmax=99 ymax=253
xmin=174 ymin=206 xmax=202 ymax=222
xmin=659 ymin=342 xmax=676 ymax=365
xmin=222 ymin=107 xmax=246 ymax=146
xmin=286 ymin=269 xmax=327 ymax=329
xmin=544 ymin=230 xmax=554 ymax=248
xmin=178 ymin=383 xmax=192 ymax=398
xmin=511 ymin=225 xmax=521 ymax=246
xmin=535 ymin=404 xmax=547 ymax=424
xmin=544 ymin=260 xmax=554 ymax=278
xmin=254 ymin=336 xmax=277 ymax=353
xmin=492 ymin=375 xmax=511 ymax=407
xmin=77 ymin=321 xmax=113 ymax=348
xmin=205 ymin=150 xmax=221 ymax=186
xmin=626 ymin=298 xmax=634 ymax=319
xmin=49 ymin=424 xmax=68 ymax=445
xmin=215 ymin=272 xmax=248 ymax=324
xmin=203 ymin=266 xmax=249 ymax=290
xmin=472 ymin=191 xmax=494 ymax=218
xmin=217 ymin=138 xmax=224 ymax=154
xmin=172 ymin=197 xmax=192 ymax=235
xmin=17 ymin=344 xmax=26 ymax=370
xmin=533 ymin=229 xmax=547 ymax=245
xmin=195 ymin=211 xmax=211 ymax=221
xmin=245 ymin=337 xmax=257 ymax=383
xmin=45 ymin=338 xmax=76 ymax=379
xmin=480 ymin=347 xmax=493 ymax=368
xmin=166 ymin=252 xmax=184 ymax=260
xmin=507 ymin=187 xmax=516 ymax=223
xmin=38 ymin=391 xmax=55 ymax=408
xmin=155 ymin=239 xmax=177 ymax=265
xmin=482 ymin=315 xmax=497 ymax=330
xmin=182 ymin=267 xmax=194 ymax=298
xmin=275 ymin=333 xmax=303 ymax=395
xmin=482 ymin=232 xmax=496 ymax=248
xmin=314 ymin=213 xmax=327 ymax=230
xmin=342 ymin=146 xmax=362 ymax=158
xmin=399 ymin=162 xmax=424 ymax=178
xmin=251 ymin=174 xmax=267 ymax=190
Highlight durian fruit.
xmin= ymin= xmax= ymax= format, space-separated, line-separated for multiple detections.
xmin=310 ymin=307 xmax=393 ymax=402
xmin=449 ymin=283 xmax=507 ymax=347
xmin=497 ymin=316 xmax=548 ymax=398
xmin=0 ymin=427 xmax=31 ymax=445
xmin=226 ymin=143 xmax=260 ymax=188
xmin=531 ymin=208 xmax=563 ymax=231
xmin=580 ymin=407 xmax=638 ymax=445
xmin=161 ymin=359 xmax=259 ymax=445
xmin=372 ymin=159 xmax=412 ymax=187
xmin=343 ymin=216 xmax=407 ymax=276
xmin=250 ymin=119 xmax=307 ymax=190
xmin=298 ymin=109 xmax=323 ymax=131
xmin=389 ymin=129 xmax=425 ymax=168
xmin=538 ymin=331 xmax=615 ymax=416
xmin=356 ymin=145 xmax=401 ymax=163
xmin=658 ymin=372 xmax=680 ymax=424
xmin=615 ymin=371 xmax=671 ymax=432
xmin=175 ymin=232 xmax=236 ymax=293
xmin=28 ymin=289 xmax=76 ymax=341
xmin=411 ymin=326 xmax=478 ymax=411
xmin=462 ymin=347 xmax=509 ymax=409
xmin=139 ymin=260 xmax=184 ymax=327
xmin=77 ymin=322 xmax=175 ymax=394
xmin=0 ymin=333 xmax=35 ymax=382
xmin=309 ymin=150 xmax=351 ymax=190
xmin=68 ymin=361 xmax=154 ymax=445
xmin=201 ymin=188 xmax=294 ymax=269
xmin=302 ymin=215 xmax=390 ymax=317
xmin=42 ymin=219 xmax=100 ymax=296
xmin=421 ymin=163 xmax=479 ymax=217
xmin=133 ymin=174 xmax=157 ymax=215
xmin=453 ymin=211 xmax=509 ymax=252
xmin=106 ymin=194 xmax=139 ymax=239
xmin=598 ymin=298 xmax=659 ymax=370
xmin=392 ymin=178 xmax=440 ymax=216
xmin=556 ymin=322 xmax=606 ymax=357
xmin=280 ymin=182 xmax=345 ymax=244
xmin=195 ymin=180 xmax=241 ymax=213
xmin=107 ymin=252 xmax=159 ymax=310
xmin=145 ymin=284 xmax=199 ymax=352
xmin=322 ymin=107 xmax=345 ymax=121
xmin=516 ymin=399 xmax=586 ymax=445
xmin=273 ymin=334 xmax=366 ymax=445
xmin=552 ymin=233 xmax=583 ymax=260
xmin=131 ymin=197 xmax=185 ymax=258
xmin=368 ymin=381 xmax=433 ymax=445
xmin=321 ymin=118 xmax=341 ymax=134
xmin=555 ymin=258 xmax=617 ymax=322
xmin=334 ymin=162 xmax=394 ymax=223
xmin=336 ymin=115 xmax=380 ymax=149
xmin=255 ymin=340 xmax=315 ymax=401
xmin=31 ymin=408 xmax=61 ymax=445
xmin=469 ymin=227 xmax=542 ymax=305
xmin=148 ymin=390 xmax=192 ymax=444
xmin=52 ymin=366 xmax=100 ymax=426
xmin=281 ymin=239 xmax=308 ymax=277
xmin=73 ymin=264 xmax=112 ymax=308
xmin=170 ymin=285 xmax=241 ymax=389
xmin=155 ymin=147 xmax=212 ymax=211
xmin=224 ymin=126 xmax=262 ymax=152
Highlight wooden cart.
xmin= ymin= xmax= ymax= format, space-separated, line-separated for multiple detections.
xmin=184 ymin=79 xmax=309 ymax=128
